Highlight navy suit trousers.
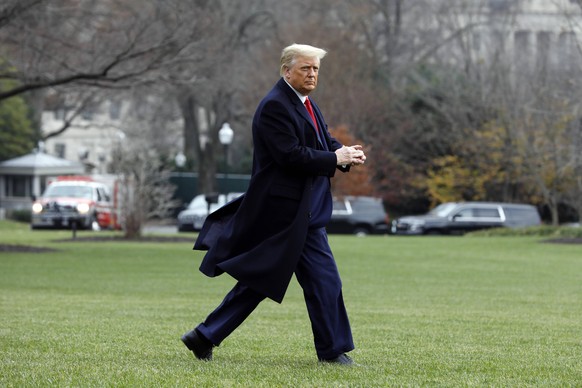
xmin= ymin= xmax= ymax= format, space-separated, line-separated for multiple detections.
xmin=196 ymin=227 xmax=354 ymax=359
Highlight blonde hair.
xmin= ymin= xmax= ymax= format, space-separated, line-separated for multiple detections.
xmin=279 ymin=44 xmax=327 ymax=76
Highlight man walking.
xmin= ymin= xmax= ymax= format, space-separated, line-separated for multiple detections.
xmin=182 ymin=43 xmax=366 ymax=365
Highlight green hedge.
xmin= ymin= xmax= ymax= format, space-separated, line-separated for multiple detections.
xmin=6 ymin=209 xmax=31 ymax=223
xmin=468 ymin=225 xmax=582 ymax=238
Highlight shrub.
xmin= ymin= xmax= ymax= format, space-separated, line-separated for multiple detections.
xmin=7 ymin=208 xmax=31 ymax=223
xmin=468 ymin=225 xmax=582 ymax=238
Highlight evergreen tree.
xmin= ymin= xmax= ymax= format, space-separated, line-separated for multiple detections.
xmin=0 ymin=77 xmax=35 ymax=161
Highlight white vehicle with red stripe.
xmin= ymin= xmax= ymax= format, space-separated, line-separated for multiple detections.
xmin=31 ymin=176 xmax=119 ymax=230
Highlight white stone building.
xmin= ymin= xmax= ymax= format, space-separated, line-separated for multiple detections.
xmin=41 ymin=99 xmax=127 ymax=174
xmin=467 ymin=0 xmax=582 ymax=68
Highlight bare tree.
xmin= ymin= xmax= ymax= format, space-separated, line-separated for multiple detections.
xmin=171 ymin=0 xmax=278 ymax=194
xmin=111 ymin=136 xmax=178 ymax=239
xmin=0 ymin=0 xmax=211 ymax=100
xmin=0 ymin=0 xmax=216 ymax=161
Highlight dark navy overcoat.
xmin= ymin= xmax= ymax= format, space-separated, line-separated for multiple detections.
xmin=194 ymin=78 xmax=348 ymax=303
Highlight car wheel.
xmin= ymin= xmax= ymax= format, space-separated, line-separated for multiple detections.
xmin=88 ymin=214 xmax=101 ymax=231
xmin=353 ymin=227 xmax=371 ymax=237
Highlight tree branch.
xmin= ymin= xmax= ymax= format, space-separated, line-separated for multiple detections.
xmin=0 ymin=0 xmax=46 ymax=29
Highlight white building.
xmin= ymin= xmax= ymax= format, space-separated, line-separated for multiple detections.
xmin=467 ymin=0 xmax=582 ymax=69
xmin=0 ymin=150 xmax=85 ymax=215
xmin=40 ymin=91 xmax=186 ymax=175
xmin=41 ymin=99 xmax=127 ymax=174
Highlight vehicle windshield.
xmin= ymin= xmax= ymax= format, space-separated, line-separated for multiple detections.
xmin=428 ymin=203 xmax=457 ymax=217
xmin=44 ymin=185 xmax=93 ymax=199
xmin=188 ymin=195 xmax=209 ymax=209
xmin=187 ymin=193 xmax=243 ymax=209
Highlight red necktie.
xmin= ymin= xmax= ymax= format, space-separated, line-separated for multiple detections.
xmin=304 ymin=98 xmax=319 ymax=132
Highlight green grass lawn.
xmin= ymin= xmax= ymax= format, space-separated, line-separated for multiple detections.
xmin=1 ymin=220 xmax=581 ymax=387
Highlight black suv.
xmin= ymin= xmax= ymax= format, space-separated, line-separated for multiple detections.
xmin=391 ymin=202 xmax=541 ymax=235
xmin=327 ymin=196 xmax=390 ymax=236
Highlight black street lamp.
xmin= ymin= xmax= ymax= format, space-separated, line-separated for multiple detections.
xmin=218 ymin=123 xmax=234 ymax=193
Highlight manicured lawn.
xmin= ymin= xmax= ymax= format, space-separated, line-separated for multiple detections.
xmin=1 ymin=220 xmax=581 ymax=386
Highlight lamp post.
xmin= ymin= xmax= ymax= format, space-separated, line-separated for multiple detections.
xmin=97 ymin=148 xmax=106 ymax=174
xmin=174 ymin=152 xmax=186 ymax=169
xmin=218 ymin=123 xmax=234 ymax=193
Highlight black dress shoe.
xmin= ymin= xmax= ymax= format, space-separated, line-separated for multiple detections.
xmin=181 ymin=329 xmax=213 ymax=361
xmin=319 ymin=353 xmax=354 ymax=365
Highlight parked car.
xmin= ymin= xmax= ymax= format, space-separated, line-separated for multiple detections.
xmin=391 ymin=202 xmax=541 ymax=235
xmin=177 ymin=192 xmax=244 ymax=232
xmin=326 ymin=196 xmax=390 ymax=236
xmin=31 ymin=177 xmax=115 ymax=230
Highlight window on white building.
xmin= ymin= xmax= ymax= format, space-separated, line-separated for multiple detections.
xmin=536 ymin=31 xmax=551 ymax=74
xmin=54 ymin=109 xmax=66 ymax=120
xmin=4 ymin=175 xmax=31 ymax=198
xmin=81 ymin=109 xmax=94 ymax=120
xmin=109 ymin=100 xmax=121 ymax=120
xmin=55 ymin=143 xmax=66 ymax=159
xmin=514 ymin=30 xmax=532 ymax=75
xmin=558 ymin=31 xmax=576 ymax=72
xmin=489 ymin=0 xmax=515 ymax=12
